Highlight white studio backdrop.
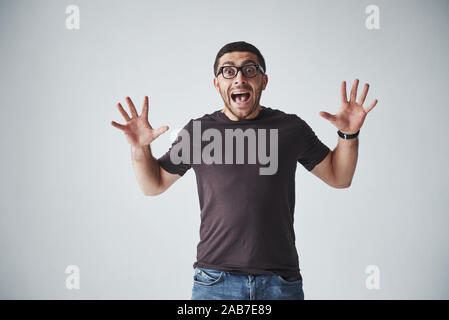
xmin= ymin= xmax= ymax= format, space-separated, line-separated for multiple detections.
xmin=0 ymin=0 xmax=448 ymax=299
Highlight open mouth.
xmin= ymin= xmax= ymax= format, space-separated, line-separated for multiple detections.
xmin=231 ymin=92 xmax=252 ymax=105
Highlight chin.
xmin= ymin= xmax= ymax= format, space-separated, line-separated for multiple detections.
xmin=228 ymin=103 xmax=251 ymax=116
xmin=234 ymin=104 xmax=252 ymax=112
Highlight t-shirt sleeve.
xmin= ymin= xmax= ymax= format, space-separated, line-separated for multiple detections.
xmin=295 ymin=116 xmax=331 ymax=171
xmin=157 ymin=119 xmax=193 ymax=177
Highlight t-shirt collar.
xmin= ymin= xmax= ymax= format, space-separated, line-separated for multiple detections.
xmin=215 ymin=106 xmax=267 ymax=123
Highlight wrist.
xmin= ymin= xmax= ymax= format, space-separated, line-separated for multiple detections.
xmin=131 ymin=145 xmax=151 ymax=160
xmin=337 ymin=129 xmax=360 ymax=139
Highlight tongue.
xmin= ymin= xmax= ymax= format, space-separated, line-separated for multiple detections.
xmin=236 ymin=93 xmax=249 ymax=103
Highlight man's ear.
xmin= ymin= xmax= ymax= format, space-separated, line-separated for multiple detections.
xmin=213 ymin=77 xmax=220 ymax=93
xmin=262 ymin=74 xmax=268 ymax=90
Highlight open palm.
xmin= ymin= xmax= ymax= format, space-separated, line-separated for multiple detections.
xmin=111 ymin=96 xmax=168 ymax=147
xmin=319 ymin=79 xmax=378 ymax=135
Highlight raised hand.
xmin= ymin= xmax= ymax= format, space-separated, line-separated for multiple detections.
xmin=111 ymin=96 xmax=169 ymax=147
xmin=319 ymin=79 xmax=378 ymax=135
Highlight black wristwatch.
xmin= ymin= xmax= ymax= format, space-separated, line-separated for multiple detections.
xmin=338 ymin=130 xmax=360 ymax=139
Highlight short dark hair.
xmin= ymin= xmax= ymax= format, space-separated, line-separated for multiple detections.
xmin=213 ymin=41 xmax=266 ymax=77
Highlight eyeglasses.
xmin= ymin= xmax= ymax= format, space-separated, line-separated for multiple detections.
xmin=216 ymin=64 xmax=265 ymax=79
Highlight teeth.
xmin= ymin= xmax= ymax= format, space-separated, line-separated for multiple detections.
xmin=231 ymin=91 xmax=251 ymax=103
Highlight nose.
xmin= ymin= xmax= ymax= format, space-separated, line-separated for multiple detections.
xmin=233 ymin=69 xmax=247 ymax=85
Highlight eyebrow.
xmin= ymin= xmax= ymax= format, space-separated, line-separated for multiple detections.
xmin=221 ymin=59 xmax=257 ymax=67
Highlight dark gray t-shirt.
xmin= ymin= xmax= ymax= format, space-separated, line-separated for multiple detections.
xmin=157 ymin=106 xmax=330 ymax=278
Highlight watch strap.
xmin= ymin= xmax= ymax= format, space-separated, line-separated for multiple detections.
xmin=338 ymin=130 xmax=360 ymax=139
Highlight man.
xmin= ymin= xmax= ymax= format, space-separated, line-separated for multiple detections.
xmin=111 ymin=41 xmax=378 ymax=300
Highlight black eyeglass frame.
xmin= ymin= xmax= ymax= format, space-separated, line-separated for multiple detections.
xmin=215 ymin=64 xmax=265 ymax=79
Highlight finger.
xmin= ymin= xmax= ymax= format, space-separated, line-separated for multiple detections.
xmin=357 ymin=83 xmax=370 ymax=105
xmin=350 ymin=78 xmax=359 ymax=102
xmin=319 ymin=111 xmax=337 ymax=122
xmin=153 ymin=126 xmax=169 ymax=139
xmin=142 ymin=96 xmax=149 ymax=120
xmin=111 ymin=120 xmax=127 ymax=130
xmin=126 ymin=96 xmax=139 ymax=118
xmin=341 ymin=81 xmax=348 ymax=103
xmin=364 ymin=99 xmax=378 ymax=114
xmin=117 ymin=103 xmax=131 ymax=122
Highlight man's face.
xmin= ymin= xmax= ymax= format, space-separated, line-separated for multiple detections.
xmin=213 ymin=51 xmax=268 ymax=120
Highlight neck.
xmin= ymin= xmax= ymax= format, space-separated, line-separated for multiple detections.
xmin=221 ymin=105 xmax=262 ymax=121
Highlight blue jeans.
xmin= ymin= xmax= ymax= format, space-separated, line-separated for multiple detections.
xmin=191 ymin=267 xmax=304 ymax=300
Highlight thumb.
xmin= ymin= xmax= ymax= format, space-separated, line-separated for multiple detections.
xmin=319 ymin=111 xmax=335 ymax=122
xmin=153 ymin=125 xmax=169 ymax=139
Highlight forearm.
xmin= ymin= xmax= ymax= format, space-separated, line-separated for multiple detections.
xmin=131 ymin=145 xmax=161 ymax=195
xmin=331 ymin=136 xmax=359 ymax=187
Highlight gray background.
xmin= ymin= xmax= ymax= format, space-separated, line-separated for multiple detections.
xmin=0 ymin=0 xmax=448 ymax=299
